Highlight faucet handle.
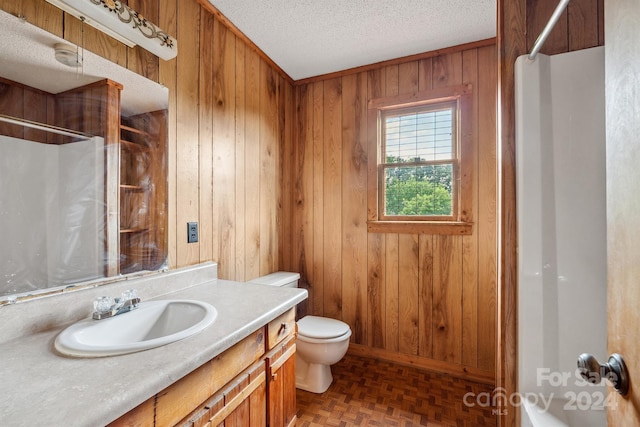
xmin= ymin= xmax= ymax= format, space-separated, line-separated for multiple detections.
xmin=93 ymin=296 xmax=114 ymax=313
xmin=121 ymin=289 xmax=138 ymax=301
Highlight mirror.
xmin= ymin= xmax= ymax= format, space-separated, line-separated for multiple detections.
xmin=0 ymin=9 xmax=168 ymax=302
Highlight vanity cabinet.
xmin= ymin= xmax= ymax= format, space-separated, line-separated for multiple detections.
xmin=109 ymin=307 xmax=298 ymax=427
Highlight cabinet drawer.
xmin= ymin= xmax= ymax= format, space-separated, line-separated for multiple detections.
xmin=267 ymin=308 xmax=296 ymax=350
xmin=179 ymin=361 xmax=267 ymax=427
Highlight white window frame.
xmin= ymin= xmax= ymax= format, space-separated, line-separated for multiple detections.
xmin=367 ymin=84 xmax=473 ymax=235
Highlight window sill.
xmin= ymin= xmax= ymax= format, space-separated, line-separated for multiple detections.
xmin=367 ymin=220 xmax=473 ymax=235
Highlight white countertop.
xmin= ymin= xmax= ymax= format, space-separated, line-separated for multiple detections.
xmin=0 ymin=276 xmax=307 ymax=426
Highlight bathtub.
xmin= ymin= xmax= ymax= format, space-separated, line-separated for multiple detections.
xmin=515 ymin=47 xmax=608 ymax=427
xmin=521 ymin=398 xmax=606 ymax=427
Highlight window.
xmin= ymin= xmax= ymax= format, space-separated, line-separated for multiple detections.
xmin=367 ymin=85 xmax=473 ymax=235
xmin=381 ymin=101 xmax=457 ymax=220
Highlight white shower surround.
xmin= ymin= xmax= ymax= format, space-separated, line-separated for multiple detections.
xmin=516 ymin=46 xmax=607 ymax=427
xmin=0 ymin=136 xmax=105 ymax=296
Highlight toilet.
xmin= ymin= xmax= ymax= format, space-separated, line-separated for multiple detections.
xmin=249 ymin=272 xmax=352 ymax=393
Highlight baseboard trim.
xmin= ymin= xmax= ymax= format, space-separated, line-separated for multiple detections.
xmin=347 ymin=343 xmax=495 ymax=386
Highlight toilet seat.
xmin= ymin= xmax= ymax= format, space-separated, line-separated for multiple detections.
xmin=297 ymin=315 xmax=351 ymax=340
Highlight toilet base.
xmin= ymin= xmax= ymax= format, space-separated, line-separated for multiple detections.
xmin=295 ymin=355 xmax=334 ymax=393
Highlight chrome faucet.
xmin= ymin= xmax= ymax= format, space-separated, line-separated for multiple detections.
xmin=92 ymin=289 xmax=140 ymax=320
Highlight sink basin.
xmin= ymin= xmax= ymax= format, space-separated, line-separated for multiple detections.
xmin=55 ymin=300 xmax=217 ymax=357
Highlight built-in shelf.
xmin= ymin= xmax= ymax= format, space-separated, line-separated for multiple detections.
xmin=120 ymin=184 xmax=146 ymax=191
xmin=117 ymin=110 xmax=167 ymax=276
xmin=119 ymin=118 xmax=153 ymax=275
xmin=120 ymin=228 xmax=149 ymax=234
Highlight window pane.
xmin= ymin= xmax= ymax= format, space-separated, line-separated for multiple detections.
xmin=384 ymin=164 xmax=453 ymax=216
xmin=384 ymin=108 xmax=453 ymax=163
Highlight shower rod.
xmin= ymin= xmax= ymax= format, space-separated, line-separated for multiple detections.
xmin=528 ymin=0 xmax=571 ymax=61
xmin=0 ymin=114 xmax=94 ymax=140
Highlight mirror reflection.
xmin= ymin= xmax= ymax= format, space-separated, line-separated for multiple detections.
xmin=0 ymin=9 xmax=168 ymax=301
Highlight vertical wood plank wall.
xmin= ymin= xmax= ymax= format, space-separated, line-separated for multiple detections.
xmin=497 ymin=0 xmax=604 ymax=425
xmin=293 ymin=44 xmax=498 ymax=380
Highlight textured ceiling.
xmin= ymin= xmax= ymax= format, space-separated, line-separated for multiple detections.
xmin=207 ymin=0 xmax=496 ymax=81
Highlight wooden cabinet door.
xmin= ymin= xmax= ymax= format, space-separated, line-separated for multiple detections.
xmin=266 ymin=334 xmax=297 ymax=427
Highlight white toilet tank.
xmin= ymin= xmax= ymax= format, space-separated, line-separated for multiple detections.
xmin=248 ymin=272 xmax=300 ymax=288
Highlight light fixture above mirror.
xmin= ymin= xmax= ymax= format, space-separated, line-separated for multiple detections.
xmin=44 ymin=0 xmax=177 ymax=60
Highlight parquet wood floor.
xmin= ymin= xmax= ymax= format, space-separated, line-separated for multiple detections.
xmin=296 ymin=354 xmax=497 ymax=427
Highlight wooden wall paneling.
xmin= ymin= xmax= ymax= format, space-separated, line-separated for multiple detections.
xmin=0 ymin=0 xmax=63 ymax=38
xmin=384 ymin=65 xmax=399 ymax=96
xmin=279 ymin=76 xmax=294 ymax=273
xmin=432 ymin=235 xmax=463 ymax=364
xmin=0 ymin=81 xmax=25 ymax=139
xmin=275 ymin=73 xmax=286 ymax=274
xmin=175 ymin=0 xmax=201 ymax=267
xmin=384 ymin=233 xmax=399 ymax=352
xmin=244 ymin=47 xmax=261 ymax=280
xmin=126 ymin=0 xmax=160 ymax=81
xmin=477 ymin=45 xmax=498 ymax=372
xmin=293 ymin=83 xmax=314 ymax=317
xmin=526 ymin=0 xmax=602 ymax=56
xmin=568 ymin=0 xmax=600 ymax=51
xmin=46 ymin=94 xmax=57 ymax=144
xmin=418 ymin=234 xmax=434 ymax=358
xmin=497 ymin=0 xmax=525 ymax=424
xmin=22 ymin=90 xmax=48 ymax=143
xmin=259 ymin=61 xmax=278 ymax=275
xmin=418 ymin=58 xmax=433 ymax=91
xmin=367 ymin=232 xmax=385 ymax=348
xmin=312 ymin=81 xmax=325 ymax=316
xmin=432 ymin=52 xmax=463 ymax=89
xmin=234 ymin=41 xmax=247 ymax=281
xmin=198 ymin=8 xmax=214 ymax=266
xmin=341 ymin=72 xmax=368 ymax=344
xmin=461 ymin=48 xmax=479 ymax=369
xmin=158 ymin=0 xmax=177 ymax=269
xmin=597 ymin=0 xmax=604 ymax=45
xmin=366 ymin=68 xmax=386 ymax=349
xmin=365 ymin=67 xmax=383 ymax=223
xmin=398 ymin=234 xmax=419 ymax=356
xmin=85 ymin=84 xmax=99 ymax=134
xmin=213 ymin=19 xmax=237 ymax=279
xmin=398 ymin=62 xmax=419 ymax=94
xmin=323 ymin=77 xmax=343 ymax=319
xmin=64 ymin=14 xmax=128 ymax=68
xmin=526 ymin=0 xmax=569 ymax=55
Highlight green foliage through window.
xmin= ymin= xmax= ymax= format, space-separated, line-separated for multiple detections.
xmin=384 ymin=163 xmax=453 ymax=216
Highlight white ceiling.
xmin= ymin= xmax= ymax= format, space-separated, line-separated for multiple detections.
xmin=207 ymin=0 xmax=497 ymax=81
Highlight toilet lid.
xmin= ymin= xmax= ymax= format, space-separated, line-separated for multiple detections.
xmin=297 ymin=315 xmax=351 ymax=339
